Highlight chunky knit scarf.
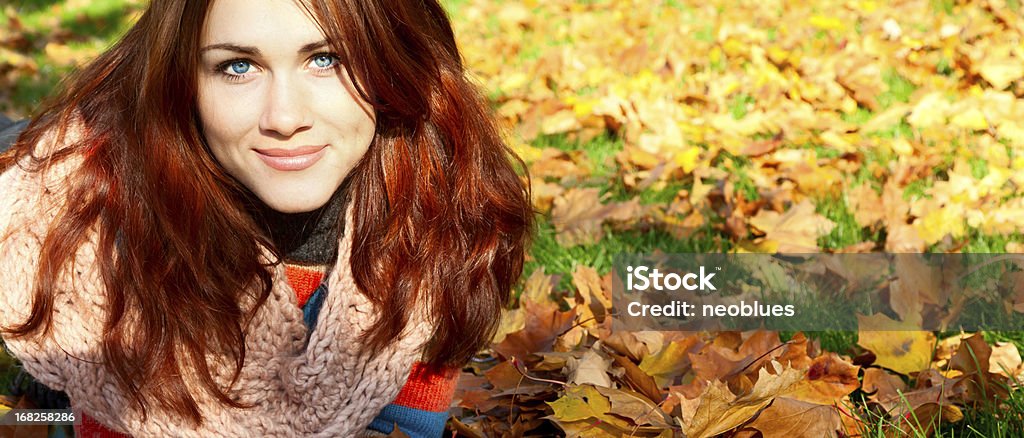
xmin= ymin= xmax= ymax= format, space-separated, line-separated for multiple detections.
xmin=0 ymin=151 xmax=434 ymax=436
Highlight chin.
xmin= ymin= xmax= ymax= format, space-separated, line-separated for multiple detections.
xmin=260 ymin=192 xmax=331 ymax=214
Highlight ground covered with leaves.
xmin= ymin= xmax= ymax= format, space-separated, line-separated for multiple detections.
xmin=3 ymin=0 xmax=1024 ymax=437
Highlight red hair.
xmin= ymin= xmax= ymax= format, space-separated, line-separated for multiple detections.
xmin=0 ymin=0 xmax=532 ymax=426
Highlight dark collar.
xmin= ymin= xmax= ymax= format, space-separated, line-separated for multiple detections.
xmin=247 ymin=182 xmax=350 ymax=266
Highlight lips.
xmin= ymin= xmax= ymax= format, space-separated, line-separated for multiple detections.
xmin=254 ymin=145 xmax=327 ymax=171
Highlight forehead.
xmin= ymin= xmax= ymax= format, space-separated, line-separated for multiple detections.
xmin=201 ymin=0 xmax=324 ymax=46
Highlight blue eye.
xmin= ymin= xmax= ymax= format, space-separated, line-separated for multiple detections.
xmin=312 ymin=54 xmax=336 ymax=69
xmin=229 ymin=61 xmax=251 ymax=75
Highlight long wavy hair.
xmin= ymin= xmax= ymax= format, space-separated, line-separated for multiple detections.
xmin=0 ymin=0 xmax=532 ymax=425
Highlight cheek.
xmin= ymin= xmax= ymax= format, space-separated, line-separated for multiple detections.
xmin=196 ymin=86 xmax=252 ymax=158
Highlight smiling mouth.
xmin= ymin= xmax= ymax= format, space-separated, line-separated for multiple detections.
xmin=254 ymin=145 xmax=327 ymax=171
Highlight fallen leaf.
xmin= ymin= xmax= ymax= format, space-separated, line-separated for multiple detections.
xmin=743 ymin=397 xmax=844 ymax=438
xmin=857 ymin=314 xmax=935 ymax=375
xmin=550 ymin=187 xmax=619 ymax=246
xmin=679 ymin=361 xmax=804 ymax=438
xmin=748 ymin=200 xmax=835 ymax=252
xmin=566 ymin=349 xmax=613 ymax=387
xmin=784 ymin=353 xmax=861 ymax=406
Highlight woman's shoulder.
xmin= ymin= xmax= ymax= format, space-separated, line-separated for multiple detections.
xmin=0 ymin=118 xmax=91 ymax=320
xmin=0 ymin=119 xmax=88 ymax=227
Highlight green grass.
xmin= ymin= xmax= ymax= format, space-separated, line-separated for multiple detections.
xmin=532 ymin=133 xmax=622 ymax=181
xmin=878 ymin=69 xmax=918 ymax=110
xmin=816 ymin=194 xmax=881 ymax=250
xmin=861 ymin=383 xmax=1024 ymax=437
xmin=440 ymin=0 xmax=470 ymax=15
xmin=729 ymin=93 xmax=755 ymax=120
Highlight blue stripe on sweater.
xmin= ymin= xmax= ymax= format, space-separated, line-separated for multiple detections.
xmin=367 ymin=404 xmax=448 ymax=437
xmin=301 ymin=284 xmax=328 ymax=331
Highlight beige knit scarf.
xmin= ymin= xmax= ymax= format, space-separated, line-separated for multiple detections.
xmin=0 ymin=146 xmax=434 ymax=436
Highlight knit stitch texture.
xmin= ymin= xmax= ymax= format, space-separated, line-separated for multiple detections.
xmin=0 ymin=133 xmax=436 ymax=437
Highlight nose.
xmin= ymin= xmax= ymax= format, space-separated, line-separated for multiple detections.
xmin=259 ymin=74 xmax=312 ymax=138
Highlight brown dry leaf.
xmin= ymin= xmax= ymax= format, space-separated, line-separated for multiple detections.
xmin=571 ymin=265 xmax=611 ymax=331
xmin=886 ymin=223 xmax=927 ymax=253
xmin=550 ymin=187 xmax=618 ymax=246
xmin=566 ymin=349 xmax=613 ymax=388
xmin=604 ymin=331 xmax=663 ymax=362
xmin=529 ymin=148 xmax=589 ymax=180
xmin=0 ymin=395 xmax=48 ymax=438
xmin=593 ymin=386 xmax=673 ymax=428
xmin=492 ymin=298 xmax=575 ymax=360
xmin=493 ymin=269 xmax=575 ymax=361
xmin=888 ymin=278 xmax=924 ymax=328
xmin=988 ymin=342 xmax=1023 ymax=378
xmin=776 ymin=332 xmax=815 ymax=370
xmin=529 ymin=178 xmax=565 ymax=213
xmin=385 ymin=424 xmax=412 ymax=438
xmin=483 ymin=360 xmax=523 ymax=391
xmin=861 ymin=367 xmax=909 ymax=412
xmin=609 ymin=352 xmax=664 ymax=405
xmin=743 ymin=397 xmax=844 ymax=438
xmin=553 ymin=324 xmax=587 ymax=352
xmin=521 ymin=267 xmax=554 ymax=304
xmin=492 ymin=306 xmax=526 ymax=344
xmin=893 ymin=254 xmax=946 ymax=307
xmin=748 ymin=200 xmax=835 ymax=252
xmin=679 ymin=361 xmax=804 ymax=438
xmin=884 ymin=403 xmax=963 ymax=438
xmin=949 ymin=333 xmax=1011 ymax=405
xmin=848 ymin=184 xmax=885 ymax=228
xmin=783 ymin=353 xmax=861 ymax=406
xmin=547 ymin=418 xmax=622 ymax=438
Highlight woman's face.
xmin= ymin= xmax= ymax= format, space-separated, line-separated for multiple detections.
xmin=197 ymin=0 xmax=375 ymax=213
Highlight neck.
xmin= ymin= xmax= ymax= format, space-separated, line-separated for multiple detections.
xmin=247 ymin=183 xmax=350 ymax=266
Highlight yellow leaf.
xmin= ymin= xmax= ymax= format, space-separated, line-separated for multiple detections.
xmin=978 ymin=56 xmax=1024 ymax=90
xmin=857 ymin=314 xmax=935 ymax=375
xmin=44 ymin=42 xmax=92 ymax=68
xmin=891 ymin=137 xmax=914 ymax=156
xmin=639 ymin=338 xmax=690 ymax=379
xmin=809 ymin=15 xmax=845 ymax=31
xmin=548 ymin=385 xmax=611 ymax=422
xmin=673 ymin=146 xmax=701 ymax=173
xmin=907 ymin=92 xmax=950 ymax=129
xmin=541 ymin=109 xmax=582 ymax=135
xmin=498 ymin=72 xmax=529 ymax=91
xmin=492 ymin=307 xmax=526 ymax=344
xmin=997 ymin=120 xmax=1024 ymax=148
xmin=509 ymin=141 xmax=544 ymax=163
xmin=949 ymin=108 xmax=989 ymax=131
xmin=913 ymin=203 xmax=966 ymax=245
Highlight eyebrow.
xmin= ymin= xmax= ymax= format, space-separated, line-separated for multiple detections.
xmin=200 ymin=40 xmax=330 ymax=56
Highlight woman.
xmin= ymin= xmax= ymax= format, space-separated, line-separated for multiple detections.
xmin=0 ymin=0 xmax=532 ymax=436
